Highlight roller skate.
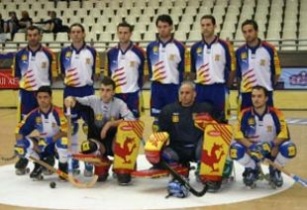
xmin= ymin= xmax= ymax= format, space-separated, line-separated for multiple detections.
xmin=269 ymin=166 xmax=283 ymax=188
xmin=242 ymin=167 xmax=259 ymax=188
xmin=42 ymin=156 xmax=55 ymax=175
xmin=15 ymin=158 xmax=30 ymax=175
xmin=58 ymin=162 xmax=68 ymax=180
xmin=30 ymin=163 xmax=44 ymax=180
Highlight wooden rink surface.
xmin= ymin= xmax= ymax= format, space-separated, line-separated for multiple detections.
xmin=0 ymin=90 xmax=306 ymax=210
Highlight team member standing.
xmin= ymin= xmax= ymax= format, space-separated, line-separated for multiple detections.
xmin=13 ymin=25 xmax=55 ymax=175
xmin=146 ymin=14 xmax=187 ymax=131
xmin=105 ymin=22 xmax=145 ymax=118
xmin=14 ymin=86 xmax=68 ymax=179
xmin=64 ymin=77 xmax=135 ymax=184
xmin=236 ymin=19 xmax=281 ymax=110
xmin=231 ymin=85 xmax=296 ymax=187
xmin=59 ymin=23 xmax=100 ymax=174
xmin=190 ymin=15 xmax=236 ymax=121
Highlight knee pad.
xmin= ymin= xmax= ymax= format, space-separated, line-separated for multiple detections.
xmin=229 ymin=143 xmax=246 ymax=160
xmin=279 ymin=141 xmax=297 ymax=158
xmin=56 ymin=137 xmax=68 ymax=149
xmin=81 ymin=140 xmax=99 ymax=154
xmin=144 ymin=132 xmax=169 ymax=164
xmin=14 ymin=137 xmax=33 ymax=158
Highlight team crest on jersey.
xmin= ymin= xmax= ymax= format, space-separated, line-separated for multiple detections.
xmin=65 ymin=51 xmax=72 ymax=58
xmin=241 ymin=52 xmax=247 ymax=60
xmin=197 ymin=47 xmax=202 ymax=55
xmin=260 ymin=59 xmax=266 ymax=66
xmin=52 ymin=122 xmax=57 ymax=128
xmin=86 ymin=58 xmax=91 ymax=64
xmin=267 ymin=125 xmax=272 ymax=132
xmin=215 ymin=54 xmax=220 ymax=61
xmin=172 ymin=113 xmax=179 ymax=123
xmin=169 ymin=54 xmax=176 ymax=61
xmin=41 ymin=62 xmax=47 ymax=68
xmin=153 ymin=46 xmax=159 ymax=53
xmin=130 ymin=61 xmax=135 ymax=67
xmin=248 ymin=117 xmax=255 ymax=126
xmin=21 ymin=54 xmax=28 ymax=61
xmin=35 ymin=117 xmax=42 ymax=124
xmin=95 ymin=114 xmax=103 ymax=121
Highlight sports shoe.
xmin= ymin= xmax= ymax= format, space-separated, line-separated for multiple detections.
xmin=269 ymin=166 xmax=283 ymax=187
xmin=117 ymin=173 xmax=132 ymax=185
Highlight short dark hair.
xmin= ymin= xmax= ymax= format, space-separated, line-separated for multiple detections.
xmin=26 ymin=25 xmax=42 ymax=35
xmin=117 ymin=22 xmax=134 ymax=32
xmin=155 ymin=14 xmax=173 ymax=26
xmin=201 ymin=15 xmax=216 ymax=25
xmin=101 ymin=76 xmax=116 ymax=90
xmin=36 ymin=86 xmax=52 ymax=96
xmin=252 ymin=85 xmax=268 ymax=97
xmin=69 ymin=23 xmax=85 ymax=33
xmin=241 ymin=19 xmax=258 ymax=31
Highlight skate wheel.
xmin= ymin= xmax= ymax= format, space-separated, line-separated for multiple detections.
xmin=38 ymin=175 xmax=44 ymax=180
xmin=25 ymin=168 xmax=30 ymax=174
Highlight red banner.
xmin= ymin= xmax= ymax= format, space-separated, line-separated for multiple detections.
xmin=0 ymin=71 xmax=19 ymax=89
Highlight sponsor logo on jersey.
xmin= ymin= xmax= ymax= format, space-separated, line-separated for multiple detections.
xmin=172 ymin=113 xmax=179 ymax=123
xmin=21 ymin=54 xmax=28 ymax=61
xmin=65 ymin=51 xmax=72 ymax=58
xmin=248 ymin=117 xmax=255 ymax=125
xmin=241 ymin=52 xmax=247 ymax=60
xmin=95 ymin=114 xmax=103 ymax=121
xmin=86 ymin=58 xmax=91 ymax=64
xmin=41 ymin=62 xmax=47 ymax=68
xmin=215 ymin=54 xmax=220 ymax=61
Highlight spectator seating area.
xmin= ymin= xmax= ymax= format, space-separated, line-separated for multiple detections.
xmin=0 ymin=0 xmax=306 ymax=52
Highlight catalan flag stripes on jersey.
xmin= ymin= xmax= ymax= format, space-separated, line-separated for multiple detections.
xmin=106 ymin=42 xmax=145 ymax=94
xmin=13 ymin=46 xmax=53 ymax=91
xmin=146 ymin=39 xmax=185 ymax=84
xmin=236 ymin=40 xmax=281 ymax=93
xmin=190 ymin=36 xmax=235 ymax=85
xmin=60 ymin=43 xmax=98 ymax=87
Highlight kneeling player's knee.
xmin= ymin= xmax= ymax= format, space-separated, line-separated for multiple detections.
xmin=229 ymin=143 xmax=246 ymax=160
xmin=14 ymin=137 xmax=34 ymax=158
xmin=279 ymin=141 xmax=296 ymax=159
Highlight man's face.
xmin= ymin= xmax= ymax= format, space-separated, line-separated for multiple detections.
xmin=37 ymin=92 xmax=52 ymax=109
xmin=117 ymin=26 xmax=132 ymax=44
xmin=201 ymin=18 xmax=215 ymax=38
xmin=242 ymin=24 xmax=258 ymax=43
xmin=179 ymin=84 xmax=196 ymax=107
xmin=27 ymin=29 xmax=41 ymax=47
xmin=100 ymin=84 xmax=114 ymax=103
xmin=69 ymin=26 xmax=85 ymax=43
xmin=251 ymin=89 xmax=267 ymax=109
xmin=157 ymin=21 xmax=172 ymax=39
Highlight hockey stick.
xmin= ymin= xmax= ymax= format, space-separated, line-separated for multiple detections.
xmin=29 ymin=156 xmax=97 ymax=187
xmin=160 ymin=161 xmax=208 ymax=197
xmin=72 ymin=153 xmax=112 ymax=166
xmin=264 ymin=158 xmax=307 ymax=187
xmin=66 ymin=107 xmax=98 ymax=187
xmin=0 ymin=153 xmax=17 ymax=162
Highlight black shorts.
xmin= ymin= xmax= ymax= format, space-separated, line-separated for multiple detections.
xmin=88 ymin=126 xmax=117 ymax=156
